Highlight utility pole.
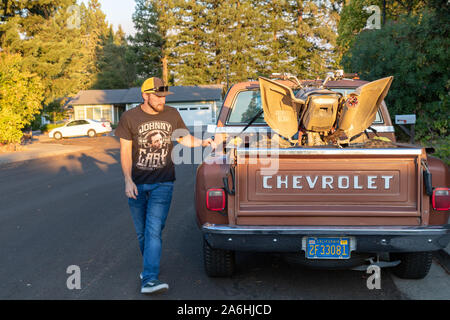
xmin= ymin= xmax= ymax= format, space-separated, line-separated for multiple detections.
xmin=226 ymin=65 xmax=230 ymax=92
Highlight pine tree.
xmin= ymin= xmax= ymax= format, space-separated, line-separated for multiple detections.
xmin=94 ymin=27 xmax=137 ymax=89
xmin=81 ymin=0 xmax=111 ymax=87
xmin=227 ymin=0 xmax=267 ymax=82
xmin=258 ymin=0 xmax=300 ymax=76
xmin=202 ymin=0 xmax=229 ymax=84
xmin=151 ymin=0 xmax=179 ymax=84
xmin=114 ymin=25 xmax=127 ymax=46
xmin=167 ymin=0 xmax=212 ymax=85
xmin=208 ymin=0 xmax=341 ymax=82
xmin=129 ymin=0 xmax=163 ymax=82
xmin=0 ymin=0 xmax=74 ymax=22
xmin=128 ymin=0 xmax=343 ymax=85
xmin=287 ymin=0 xmax=341 ymax=77
xmin=200 ymin=0 xmax=268 ymax=84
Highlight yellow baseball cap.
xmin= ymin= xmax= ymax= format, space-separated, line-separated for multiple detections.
xmin=141 ymin=77 xmax=173 ymax=96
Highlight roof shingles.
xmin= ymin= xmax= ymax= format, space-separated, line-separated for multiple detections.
xmin=68 ymin=86 xmax=223 ymax=106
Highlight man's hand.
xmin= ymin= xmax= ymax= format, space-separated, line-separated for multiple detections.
xmin=125 ymin=178 xmax=138 ymax=200
xmin=202 ymin=138 xmax=217 ymax=150
xmin=177 ymin=135 xmax=217 ymax=149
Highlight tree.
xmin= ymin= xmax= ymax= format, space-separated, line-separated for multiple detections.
xmin=337 ymin=0 xmax=428 ymax=60
xmin=0 ymin=53 xmax=44 ymax=144
xmin=342 ymin=7 xmax=449 ymax=163
xmin=0 ymin=0 xmax=113 ymax=126
xmin=336 ymin=0 xmax=372 ymax=60
xmin=94 ymin=27 xmax=137 ymax=89
xmin=201 ymin=0 xmax=241 ymax=84
xmin=129 ymin=0 xmax=164 ymax=82
xmin=292 ymin=0 xmax=343 ymax=76
xmin=130 ymin=0 xmax=343 ymax=85
xmin=227 ymin=0 xmax=271 ymax=82
xmin=166 ymin=0 xmax=212 ymax=85
xmin=0 ymin=0 xmax=74 ymax=23
xmin=152 ymin=0 xmax=179 ymax=84
xmin=0 ymin=0 xmax=110 ymax=103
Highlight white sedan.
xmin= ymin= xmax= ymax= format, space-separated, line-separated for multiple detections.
xmin=49 ymin=119 xmax=112 ymax=140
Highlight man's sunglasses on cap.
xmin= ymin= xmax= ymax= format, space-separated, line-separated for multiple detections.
xmin=144 ymin=86 xmax=169 ymax=93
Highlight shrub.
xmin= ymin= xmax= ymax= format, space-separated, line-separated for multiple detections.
xmin=342 ymin=10 xmax=449 ymax=165
xmin=40 ymin=123 xmax=66 ymax=133
xmin=0 ymin=53 xmax=44 ymax=144
xmin=415 ymin=95 xmax=450 ymax=165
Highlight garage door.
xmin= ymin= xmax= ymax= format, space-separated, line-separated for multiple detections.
xmin=176 ymin=104 xmax=213 ymax=126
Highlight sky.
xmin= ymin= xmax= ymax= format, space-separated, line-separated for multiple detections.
xmin=80 ymin=0 xmax=137 ymax=36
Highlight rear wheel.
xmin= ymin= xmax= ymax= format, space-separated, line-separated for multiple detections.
xmin=203 ymin=238 xmax=235 ymax=277
xmin=390 ymin=252 xmax=433 ymax=279
xmin=87 ymin=129 xmax=96 ymax=138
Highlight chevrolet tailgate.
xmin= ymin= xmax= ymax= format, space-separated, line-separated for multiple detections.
xmin=232 ymin=147 xmax=428 ymax=226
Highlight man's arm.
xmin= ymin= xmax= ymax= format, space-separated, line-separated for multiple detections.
xmin=176 ymin=134 xmax=216 ymax=149
xmin=120 ymin=138 xmax=138 ymax=200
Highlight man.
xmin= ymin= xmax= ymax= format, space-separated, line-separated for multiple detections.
xmin=115 ymin=77 xmax=215 ymax=294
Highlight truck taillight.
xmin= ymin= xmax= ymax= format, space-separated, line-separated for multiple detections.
xmin=432 ymin=188 xmax=450 ymax=211
xmin=206 ymin=189 xmax=225 ymax=211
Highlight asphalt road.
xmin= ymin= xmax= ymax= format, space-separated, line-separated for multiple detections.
xmin=0 ymin=136 xmax=447 ymax=301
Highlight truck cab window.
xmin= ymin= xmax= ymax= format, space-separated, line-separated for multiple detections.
xmin=227 ymin=90 xmax=265 ymax=125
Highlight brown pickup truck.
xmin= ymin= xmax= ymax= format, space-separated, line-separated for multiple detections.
xmin=195 ymin=75 xmax=450 ymax=279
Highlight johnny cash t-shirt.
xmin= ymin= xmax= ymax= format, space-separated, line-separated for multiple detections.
xmin=115 ymin=104 xmax=189 ymax=185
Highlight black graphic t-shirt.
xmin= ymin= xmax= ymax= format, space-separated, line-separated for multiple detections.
xmin=115 ymin=104 xmax=189 ymax=185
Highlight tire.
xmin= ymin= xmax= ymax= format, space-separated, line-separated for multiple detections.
xmin=87 ymin=129 xmax=96 ymax=138
xmin=390 ymin=252 xmax=433 ymax=279
xmin=203 ymin=238 xmax=235 ymax=277
xmin=53 ymin=131 xmax=62 ymax=140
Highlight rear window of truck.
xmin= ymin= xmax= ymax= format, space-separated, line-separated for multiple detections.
xmin=227 ymin=89 xmax=384 ymax=125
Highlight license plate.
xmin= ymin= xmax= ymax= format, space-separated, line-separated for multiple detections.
xmin=305 ymin=237 xmax=351 ymax=259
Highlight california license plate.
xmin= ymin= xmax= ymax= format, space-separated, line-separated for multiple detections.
xmin=305 ymin=237 xmax=351 ymax=259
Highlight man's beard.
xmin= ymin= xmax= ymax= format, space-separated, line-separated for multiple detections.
xmin=148 ymin=102 xmax=164 ymax=113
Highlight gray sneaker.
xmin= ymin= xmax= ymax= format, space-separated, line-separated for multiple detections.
xmin=141 ymin=280 xmax=169 ymax=294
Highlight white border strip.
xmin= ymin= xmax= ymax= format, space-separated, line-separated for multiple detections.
xmin=237 ymin=148 xmax=422 ymax=156
xmin=371 ymin=125 xmax=395 ymax=133
xmin=209 ymin=125 xmax=395 ymax=134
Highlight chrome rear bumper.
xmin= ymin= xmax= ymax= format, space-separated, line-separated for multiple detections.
xmin=202 ymin=224 xmax=450 ymax=253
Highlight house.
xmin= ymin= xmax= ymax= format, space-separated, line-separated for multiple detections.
xmin=66 ymin=85 xmax=223 ymax=126
xmin=66 ymin=89 xmax=127 ymax=125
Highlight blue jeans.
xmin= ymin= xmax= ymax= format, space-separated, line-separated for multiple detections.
xmin=127 ymin=181 xmax=174 ymax=286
